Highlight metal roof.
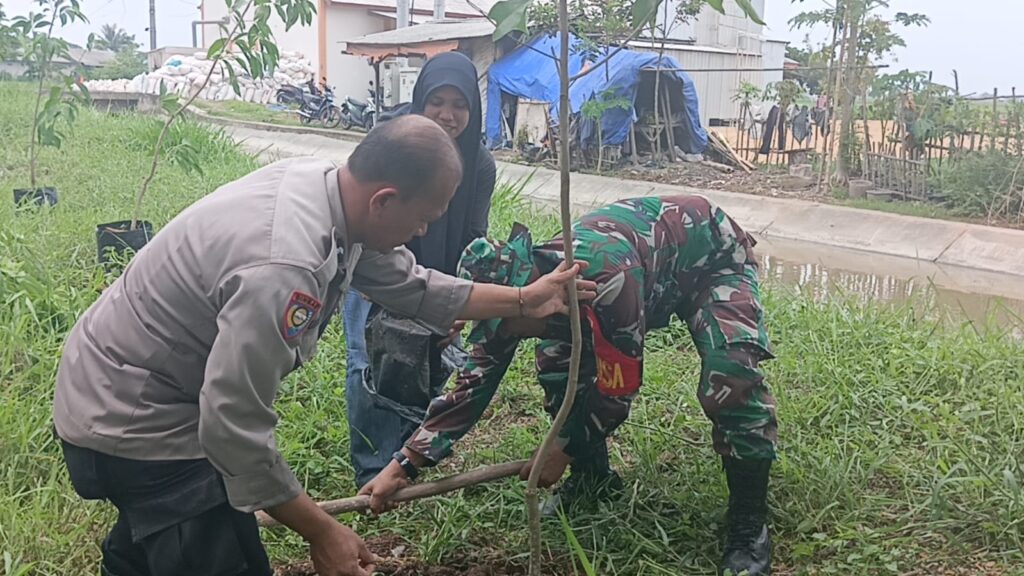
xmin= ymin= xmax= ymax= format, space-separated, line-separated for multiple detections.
xmin=343 ymin=19 xmax=494 ymax=47
xmin=60 ymin=48 xmax=117 ymax=68
xmin=331 ymin=0 xmax=495 ymax=18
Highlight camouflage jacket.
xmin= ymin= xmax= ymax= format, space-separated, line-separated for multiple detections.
xmin=405 ymin=195 xmax=763 ymax=463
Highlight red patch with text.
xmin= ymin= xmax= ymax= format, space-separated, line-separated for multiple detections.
xmin=583 ymin=307 xmax=641 ymax=397
xmin=282 ymin=291 xmax=322 ymax=340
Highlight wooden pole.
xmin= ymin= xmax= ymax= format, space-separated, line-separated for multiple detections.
xmin=1014 ymin=87 xmax=1021 ymax=156
xmin=257 ymin=461 xmax=527 ymax=527
xmin=861 ymin=88 xmax=871 ymax=177
xmin=991 ymin=88 xmax=1000 ymax=151
xmin=662 ymin=80 xmax=676 ymax=161
xmin=630 ymin=121 xmax=639 ymax=165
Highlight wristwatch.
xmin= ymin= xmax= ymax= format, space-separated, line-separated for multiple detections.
xmin=392 ymin=450 xmax=419 ymax=481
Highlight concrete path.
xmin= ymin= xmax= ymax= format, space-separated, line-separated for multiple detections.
xmin=219 ymin=123 xmax=1024 ymax=278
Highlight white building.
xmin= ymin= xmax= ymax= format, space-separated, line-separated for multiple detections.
xmin=631 ymin=0 xmax=787 ymax=126
xmin=197 ymin=0 xmax=494 ymax=102
xmin=196 ymin=0 xmax=783 ymax=126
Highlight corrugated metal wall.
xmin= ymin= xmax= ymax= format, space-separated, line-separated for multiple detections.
xmin=761 ymin=40 xmax=787 ymax=86
xmin=638 ymin=45 xmax=763 ymax=126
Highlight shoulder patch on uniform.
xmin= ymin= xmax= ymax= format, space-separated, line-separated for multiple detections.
xmin=283 ymin=291 xmax=322 ymax=340
xmin=583 ymin=307 xmax=642 ymax=397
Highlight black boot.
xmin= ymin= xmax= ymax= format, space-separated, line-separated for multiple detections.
xmin=540 ymin=442 xmax=623 ymax=517
xmin=720 ymin=457 xmax=772 ymax=576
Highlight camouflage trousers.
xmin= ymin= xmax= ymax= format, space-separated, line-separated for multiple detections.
xmin=677 ymin=257 xmax=777 ymax=461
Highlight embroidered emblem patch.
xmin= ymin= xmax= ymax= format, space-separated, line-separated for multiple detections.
xmin=583 ymin=307 xmax=642 ymax=397
xmin=282 ymin=291 xmax=322 ymax=340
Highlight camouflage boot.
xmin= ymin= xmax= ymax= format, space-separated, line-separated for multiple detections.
xmin=720 ymin=457 xmax=772 ymax=576
xmin=540 ymin=442 xmax=623 ymax=517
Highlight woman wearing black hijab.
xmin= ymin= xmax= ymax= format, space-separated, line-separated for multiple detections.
xmin=343 ymin=52 xmax=497 ymax=488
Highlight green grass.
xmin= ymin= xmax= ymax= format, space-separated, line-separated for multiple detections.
xmin=2 ymin=81 xmax=1024 ymax=575
xmin=840 ymin=197 xmax=968 ymax=220
xmin=194 ymin=98 xmax=307 ymax=127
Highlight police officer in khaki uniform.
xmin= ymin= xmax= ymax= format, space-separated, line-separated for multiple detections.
xmin=54 ymin=116 xmax=596 ymax=576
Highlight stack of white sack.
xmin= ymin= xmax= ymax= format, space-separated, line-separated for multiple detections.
xmin=84 ymin=50 xmax=315 ymax=105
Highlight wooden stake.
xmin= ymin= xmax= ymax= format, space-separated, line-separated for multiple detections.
xmin=630 ymin=121 xmax=639 ymax=165
xmin=662 ymin=81 xmax=676 ymax=161
xmin=992 ymin=88 xmax=1000 ymax=151
xmin=257 ymin=461 xmax=528 ymax=527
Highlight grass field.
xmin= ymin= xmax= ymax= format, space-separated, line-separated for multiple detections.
xmin=2 ymin=82 xmax=1023 ymax=575
xmin=194 ymin=99 xmax=308 ymax=127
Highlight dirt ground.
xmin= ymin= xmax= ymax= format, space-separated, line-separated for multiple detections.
xmin=493 ymin=149 xmax=821 ymax=200
xmin=274 ymin=534 xmax=554 ymax=576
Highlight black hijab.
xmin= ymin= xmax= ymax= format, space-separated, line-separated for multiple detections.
xmin=382 ymin=52 xmax=483 ymax=275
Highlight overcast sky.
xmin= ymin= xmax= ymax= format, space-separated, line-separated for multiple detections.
xmin=4 ymin=0 xmax=1021 ymax=95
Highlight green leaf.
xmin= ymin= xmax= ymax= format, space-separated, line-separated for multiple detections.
xmin=255 ymin=4 xmax=271 ymax=24
xmin=630 ymin=0 xmax=663 ymax=29
xmin=705 ymin=0 xmax=725 ymax=13
xmin=489 ymin=0 xmax=531 ymax=41
xmin=557 ymin=509 xmax=596 ymax=576
xmin=249 ymin=54 xmax=264 ymax=79
xmin=733 ymin=0 xmax=765 ymax=25
xmin=225 ymin=63 xmax=241 ymax=96
xmin=233 ymin=55 xmax=251 ymax=76
xmin=207 ymin=37 xmax=227 ymax=60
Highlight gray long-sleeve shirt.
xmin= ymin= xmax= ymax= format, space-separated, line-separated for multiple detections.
xmin=53 ymin=157 xmax=472 ymax=513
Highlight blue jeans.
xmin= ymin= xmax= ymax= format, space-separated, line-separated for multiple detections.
xmin=343 ymin=291 xmax=418 ymax=488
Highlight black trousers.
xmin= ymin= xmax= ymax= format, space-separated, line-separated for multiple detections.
xmin=60 ymin=440 xmax=272 ymax=576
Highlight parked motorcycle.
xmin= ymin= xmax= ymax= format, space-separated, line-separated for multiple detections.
xmin=297 ymin=85 xmax=342 ymax=129
xmin=340 ymin=82 xmax=377 ymax=132
xmin=275 ymin=78 xmax=319 ymax=106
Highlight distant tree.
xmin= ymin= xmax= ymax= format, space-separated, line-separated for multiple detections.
xmin=91 ymin=47 xmax=147 ymax=80
xmin=93 ymin=23 xmax=138 ymax=52
xmin=0 ymin=6 xmax=20 ymax=62
xmin=784 ymin=38 xmax=829 ymax=95
xmin=791 ymin=0 xmax=930 ymax=182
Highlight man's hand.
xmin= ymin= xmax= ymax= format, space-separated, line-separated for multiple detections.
xmin=519 ymin=445 xmax=573 ymax=488
xmin=522 ymin=261 xmax=598 ymax=319
xmin=266 ymin=492 xmax=377 ymax=576
xmin=358 ymin=459 xmax=410 ymax=515
xmin=437 ymin=320 xmax=467 ymax=348
xmin=308 ymin=522 xmax=377 ymax=576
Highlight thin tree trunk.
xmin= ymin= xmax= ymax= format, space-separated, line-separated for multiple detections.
xmin=29 ymin=17 xmax=59 ymax=190
xmin=131 ymin=1 xmax=254 ymax=228
xmin=861 ymin=88 xmax=871 ymax=177
xmin=527 ymin=1 xmax=583 ymax=573
xmin=817 ymin=1 xmax=846 ymax=194
xmin=836 ymin=3 xmax=862 ymax=183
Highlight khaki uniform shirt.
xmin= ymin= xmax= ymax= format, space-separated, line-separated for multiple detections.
xmin=53 ymin=157 xmax=472 ymax=513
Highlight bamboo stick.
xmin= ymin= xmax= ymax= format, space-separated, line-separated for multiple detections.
xmin=257 ymin=461 xmax=528 ymax=527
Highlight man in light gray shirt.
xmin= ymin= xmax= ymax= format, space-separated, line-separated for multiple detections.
xmin=54 ymin=116 xmax=595 ymax=576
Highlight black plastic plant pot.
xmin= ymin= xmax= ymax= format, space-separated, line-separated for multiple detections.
xmin=13 ymin=187 xmax=58 ymax=207
xmin=96 ymin=220 xmax=154 ymax=269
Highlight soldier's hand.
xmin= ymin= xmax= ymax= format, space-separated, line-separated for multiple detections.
xmin=519 ymin=446 xmax=573 ymax=488
xmin=523 ymin=261 xmax=598 ymax=318
xmin=358 ymin=461 xmax=409 ymax=515
xmin=308 ymin=522 xmax=377 ymax=576
xmin=437 ymin=320 xmax=467 ymax=348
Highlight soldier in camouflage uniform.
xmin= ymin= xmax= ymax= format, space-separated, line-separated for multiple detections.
xmin=361 ymin=195 xmax=778 ymax=576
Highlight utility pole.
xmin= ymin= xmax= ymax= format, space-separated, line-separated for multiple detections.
xmin=149 ymin=0 xmax=157 ymax=50
xmin=397 ymin=0 xmax=410 ymax=27
xmin=433 ymin=0 xmax=445 ymax=20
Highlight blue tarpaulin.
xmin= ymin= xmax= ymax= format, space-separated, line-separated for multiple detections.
xmin=485 ymin=33 xmax=708 ymax=154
